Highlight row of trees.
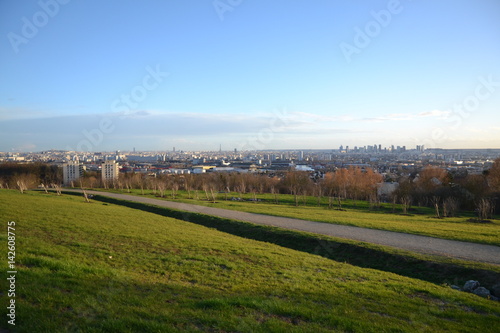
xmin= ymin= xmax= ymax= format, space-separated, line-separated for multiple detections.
xmin=69 ymin=158 xmax=500 ymax=218
xmin=0 ymin=162 xmax=61 ymax=192
xmin=75 ymin=167 xmax=383 ymax=207
xmin=393 ymin=160 xmax=500 ymax=219
xmin=1 ymin=158 xmax=499 ymax=218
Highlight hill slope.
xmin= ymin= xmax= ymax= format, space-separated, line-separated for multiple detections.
xmin=1 ymin=190 xmax=499 ymax=332
xmin=91 ymin=188 xmax=500 ymax=246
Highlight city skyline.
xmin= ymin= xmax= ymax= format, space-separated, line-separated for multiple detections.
xmin=1 ymin=1 xmax=499 ymax=152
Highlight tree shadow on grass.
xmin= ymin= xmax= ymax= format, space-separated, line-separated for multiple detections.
xmin=86 ymin=194 xmax=500 ymax=293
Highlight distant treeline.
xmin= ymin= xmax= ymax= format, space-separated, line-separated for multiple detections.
xmin=1 ymin=158 xmax=499 ymax=219
xmin=0 ymin=162 xmax=61 ymax=189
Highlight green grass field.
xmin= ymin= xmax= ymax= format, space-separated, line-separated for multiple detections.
xmin=94 ymin=188 xmax=500 ymax=246
xmin=1 ymin=190 xmax=499 ymax=332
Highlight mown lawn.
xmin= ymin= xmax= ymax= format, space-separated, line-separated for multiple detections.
xmin=95 ymin=188 xmax=500 ymax=246
xmin=1 ymin=190 xmax=499 ymax=332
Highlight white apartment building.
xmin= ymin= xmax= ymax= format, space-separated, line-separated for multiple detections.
xmin=63 ymin=161 xmax=84 ymax=185
xmin=102 ymin=160 xmax=119 ymax=183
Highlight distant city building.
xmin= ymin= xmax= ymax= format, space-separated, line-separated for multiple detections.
xmin=377 ymin=182 xmax=399 ymax=198
xmin=295 ymin=165 xmax=314 ymax=171
xmin=126 ymin=155 xmax=159 ymax=163
xmin=102 ymin=160 xmax=119 ymax=183
xmin=63 ymin=161 xmax=84 ymax=185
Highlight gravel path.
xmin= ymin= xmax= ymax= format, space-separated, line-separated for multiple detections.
xmin=71 ymin=190 xmax=500 ymax=265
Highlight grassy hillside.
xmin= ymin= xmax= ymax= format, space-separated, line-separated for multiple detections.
xmin=1 ymin=190 xmax=499 ymax=332
xmin=85 ymin=192 xmax=500 ymax=289
xmin=95 ymin=189 xmax=500 ymax=246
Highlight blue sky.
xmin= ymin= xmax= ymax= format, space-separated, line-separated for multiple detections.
xmin=1 ymin=0 xmax=499 ymax=152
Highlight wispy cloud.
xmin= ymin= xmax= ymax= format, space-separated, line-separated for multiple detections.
xmin=362 ymin=109 xmax=451 ymax=122
xmin=417 ymin=110 xmax=451 ymax=118
xmin=0 ymin=107 xmax=58 ymax=121
xmin=282 ymin=109 xmax=452 ymax=126
xmin=0 ymin=107 xmax=490 ymax=151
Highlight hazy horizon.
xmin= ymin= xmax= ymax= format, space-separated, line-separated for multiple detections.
xmin=1 ymin=1 xmax=499 ymax=152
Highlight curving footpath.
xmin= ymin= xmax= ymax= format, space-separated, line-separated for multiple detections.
xmin=67 ymin=189 xmax=500 ymax=265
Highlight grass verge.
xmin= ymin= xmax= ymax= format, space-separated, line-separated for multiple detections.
xmin=2 ymin=189 xmax=499 ymax=332
xmin=92 ymin=188 xmax=500 ymax=246
xmin=78 ymin=191 xmax=500 ymax=292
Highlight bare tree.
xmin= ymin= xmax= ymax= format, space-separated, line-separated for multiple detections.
xmin=486 ymin=158 xmax=500 ymax=193
xmin=156 ymin=178 xmax=166 ymax=198
xmin=251 ymin=188 xmax=258 ymax=203
xmin=322 ymin=172 xmax=335 ymax=209
xmin=348 ymin=167 xmax=363 ymax=204
xmin=315 ymin=183 xmax=323 ymax=207
xmin=51 ymin=183 xmax=62 ymax=196
xmin=281 ymin=171 xmax=312 ymax=207
xmin=270 ymin=185 xmax=279 ymax=205
xmin=171 ymin=181 xmax=179 ymax=199
xmin=477 ymin=198 xmax=495 ymax=221
xmin=123 ymin=176 xmax=132 ymax=193
xmin=210 ymin=187 xmax=217 ymax=203
xmin=432 ymin=196 xmax=441 ymax=218
xmin=369 ymin=192 xmax=380 ymax=210
xmin=132 ymin=173 xmax=146 ymax=195
xmin=442 ymin=197 xmax=459 ymax=217
xmin=202 ymin=183 xmax=210 ymax=201
xmin=238 ymin=174 xmax=247 ymax=194
xmin=89 ymin=176 xmax=98 ymax=189
xmin=400 ymin=195 xmax=412 ymax=215
xmin=391 ymin=194 xmax=398 ymax=213
xmin=150 ymin=177 xmax=157 ymax=195
xmin=235 ymin=185 xmax=243 ymax=201
xmin=184 ymin=174 xmax=194 ymax=199
xmin=337 ymin=196 xmax=343 ymax=210
xmin=322 ymin=171 xmax=344 ymax=210
xmin=12 ymin=174 xmax=36 ymax=194
xmin=81 ymin=187 xmax=91 ymax=203
xmin=302 ymin=187 xmax=308 ymax=206
xmin=202 ymin=182 xmax=217 ymax=203
xmin=16 ymin=179 xmax=27 ymax=194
